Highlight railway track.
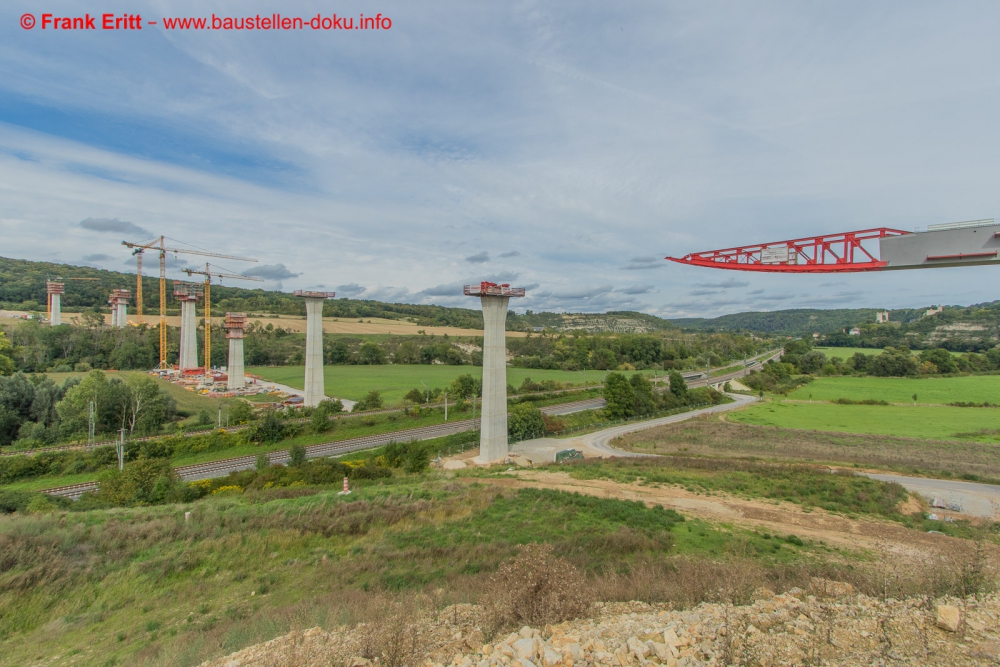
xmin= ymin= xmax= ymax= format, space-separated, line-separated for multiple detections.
xmin=41 ymin=418 xmax=481 ymax=499
xmin=36 ymin=351 xmax=781 ymax=499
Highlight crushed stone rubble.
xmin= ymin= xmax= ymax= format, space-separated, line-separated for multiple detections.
xmin=202 ymin=580 xmax=1000 ymax=667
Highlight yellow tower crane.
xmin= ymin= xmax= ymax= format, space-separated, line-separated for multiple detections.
xmin=122 ymin=237 xmax=257 ymax=369
xmin=182 ymin=264 xmax=264 ymax=372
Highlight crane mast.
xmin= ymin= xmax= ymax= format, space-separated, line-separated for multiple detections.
xmin=123 ymin=237 xmax=257 ymax=370
xmin=182 ymin=264 xmax=263 ymax=372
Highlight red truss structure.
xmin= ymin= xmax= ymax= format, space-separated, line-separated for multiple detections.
xmin=666 ymin=228 xmax=911 ymax=273
xmin=463 ymin=282 xmax=526 ymax=297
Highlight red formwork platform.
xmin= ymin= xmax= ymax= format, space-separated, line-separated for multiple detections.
xmin=666 ymin=228 xmax=910 ymax=273
xmin=463 ymin=282 xmax=526 ymax=297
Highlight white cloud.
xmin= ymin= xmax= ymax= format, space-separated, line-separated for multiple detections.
xmin=3 ymin=1 xmax=1000 ymax=317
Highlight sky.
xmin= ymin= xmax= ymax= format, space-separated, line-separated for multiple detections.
xmin=2 ymin=1 xmax=1000 ymax=318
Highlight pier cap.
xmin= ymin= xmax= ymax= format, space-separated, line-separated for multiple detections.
xmin=293 ymin=290 xmax=336 ymax=299
xmin=463 ymin=282 xmax=526 ymax=297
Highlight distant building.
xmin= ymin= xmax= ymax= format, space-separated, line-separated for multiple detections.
xmin=532 ymin=326 xmax=544 ymax=333
xmin=812 ymin=332 xmax=820 ymax=339
xmin=875 ymin=311 xmax=890 ymax=323
xmin=924 ymin=306 xmax=943 ymax=318
xmin=849 ymin=327 xmax=861 ymax=336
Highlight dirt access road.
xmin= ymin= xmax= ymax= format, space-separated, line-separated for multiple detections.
xmin=474 ymin=468 xmax=948 ymax=557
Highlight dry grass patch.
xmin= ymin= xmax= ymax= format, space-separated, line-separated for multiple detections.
xmin=614 ymin=420 xmax=1000 ymax=480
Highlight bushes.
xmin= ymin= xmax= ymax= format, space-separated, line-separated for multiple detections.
xmin=482 ymin=543 xmax=590 ymax=637
xmin=288 ymin=444 xmax=307 ymax=466
xmin=248 ymin=409 xmax=290 ymax=444
xmin=0 ymin=489 xmax=71 ymax=514
xmin=508 ymin=403 xmax=546 ymax=441
xmin=94 ymin=458 xmax=179 ymax=506
xmin=311 ymin=399 xmax=343 ymax=433
xmin=353 ymin=391 xmax=384 ymax=412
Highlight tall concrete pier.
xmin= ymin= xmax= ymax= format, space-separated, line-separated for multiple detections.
xmin=46 ymin=281 xmax=64 ymax=326
xmin=173 ymin=282 xmax=202 ymax=370
xmin=464 ymin=282 xmax=526 ymax=464
xmin=108 ymin=289 xmax=131 ymax=328
xmin=225 ymin=313 xmax=246 ymax=390
xmin=293 ymin=290 xmax=335 ymax=407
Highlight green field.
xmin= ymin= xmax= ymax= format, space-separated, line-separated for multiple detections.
xmin=813 ymin=347 xmax=883 ymax=358
xmin=731 ymin=400 xmax=1000 ymax=441
xmin=814 ymin=347 xmax=962 ymax=359
xmin=249 ymin=365 xmax=628 ymax=404
xmin=787 ymin=375 xmax=1000 ymax=404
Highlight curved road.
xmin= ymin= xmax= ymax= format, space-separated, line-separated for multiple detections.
xmin=511 ymin=393 xmax=758 ymax=461
xmin=516 ymin=393 xmax=1000 ymax=520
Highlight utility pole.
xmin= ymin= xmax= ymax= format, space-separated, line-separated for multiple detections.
xmin=87 ymin=401 xmax=95 ymax=451
xmin=217 ymin=404 xmax=222 ymax=429
xmin=421 ymin=380 xmax=429 ymax=404
xmin=444 ymin=393 xmax=448 ymax=421
xmin=116 ymin=428 xmax=125 ymax=471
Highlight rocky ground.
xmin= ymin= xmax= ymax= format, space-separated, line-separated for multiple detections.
xmin=201 ymin=579 xmax=1000 ymax=667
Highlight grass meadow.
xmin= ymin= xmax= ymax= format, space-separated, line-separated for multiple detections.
xmin=249 ymin=365 xmax=624 ymax=404
xmin=613 ymin=419 xmax=1000 ymax=481
xmin=730 ymin=400 xmax=1000 ymax=441
xmin=787 ymin=375 xmax=1000 ymax=404
xmin=814 ymin=346 xmax=963 ymax=358
xmin=0 ymin=473 xmax=855 ymax=667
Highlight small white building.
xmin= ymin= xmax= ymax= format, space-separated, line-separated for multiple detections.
xmin=924 ymin=306 xmax=943 ymax=318
xmin=875 ymin=311 xmax=890 ymax=323
xmin=849 ymin=327 xmax=861 ymax=336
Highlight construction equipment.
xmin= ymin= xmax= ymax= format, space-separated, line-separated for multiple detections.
xmin=666 ymin=219 xmax=1000 ymax=273
xmin=122 ymin=237 xmax=257 ymax=369
xmin=183 ymin=264 xmax=264 ymax=372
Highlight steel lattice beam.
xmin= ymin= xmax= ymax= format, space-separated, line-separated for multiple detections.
xmin=666 ymin=228 xmax=911 ymax=273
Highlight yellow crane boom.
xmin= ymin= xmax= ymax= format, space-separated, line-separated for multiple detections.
xmin=182 ymin=264 xmax=264 ymax=371
xmin=122 ymin=237 xmax=257 ymax=369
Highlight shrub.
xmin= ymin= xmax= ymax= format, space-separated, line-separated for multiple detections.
xmin=288 ymin=444 xmax=307 ymax=467
xmin=353 ymin=391 xmax=384 ymax=412
xmin=403 ymin=388 xmax=425 ymax=404
xmin=508 ymin=403 xmax=545 ymax=441
xmin=96 ymin=458 xmax=178 ymax=506
xmin=229 ymin=401 xmax=254 ymax=424
xmin=482 ymin=543 xmax=590 ymax=638
xmin=402 ymin=447 xmax=429 ymax=474
xmin=249 ymin=409 xmax=286 ymax=444
xmin=255 ymin=452 xmax=271 ymax=471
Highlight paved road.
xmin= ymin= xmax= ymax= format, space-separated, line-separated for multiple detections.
xmin=538 ymin=353 xmax=779 ymax=418
xmin=863 ymin=473 xmax=1000 ymax=519
xmin=256 ymin=380 xmax=358 ymax=410
xmin=511 ymin=393 xmax=758 ymax=462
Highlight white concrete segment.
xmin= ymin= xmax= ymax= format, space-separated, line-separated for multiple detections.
xmin=116 ymin=303 xmax=127 ymax=328
xmin=227 ymin=337 xmax=245 ymax=389
xmin=303 ymin=296 xmax=326 ymax=407
xmin=49 ymin=294 xmax=60 ymax=326
xmin=475 ymin=295 xmax=510 ymax=464
xmin=179 ymin=300 xmax=199 ymax=369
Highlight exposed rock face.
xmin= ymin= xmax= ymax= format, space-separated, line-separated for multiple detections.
xmin=937 ymin=604 xmax=962 ymax=632
xmin=201 ymin=586 xmax=1000 ymax=667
